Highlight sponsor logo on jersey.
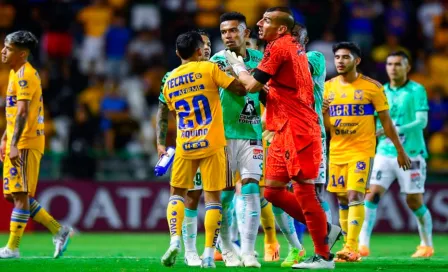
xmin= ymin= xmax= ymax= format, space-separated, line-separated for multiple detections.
xmin=354 ymin=90 xmax=363 ymax=100
xmin=334 ymin=129 xmax=357 ymax=135
xmin=239 ymin=97 xmax=260 ymax=124
xmin=357 ymin=178 xmax=365 ymax=183
xmin=411 ymin=172 xmax=420 ymax=182
xmin=253 ymin=148 xmax=263 ymax=160
xmin=181 ymin=128 xmax=209 ymax=139
xmin=334 ymin=119 xmax=359 ymax=128
xmin=183 ymin=140 xmax=209 ymax=151
xmin=250 ymin=140 xmax=262 ymax=146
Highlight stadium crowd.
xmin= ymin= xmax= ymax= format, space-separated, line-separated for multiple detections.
xmin=0 ymin=0 xmax=446 ymax=180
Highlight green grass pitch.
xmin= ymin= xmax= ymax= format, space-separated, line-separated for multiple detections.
xmin=0 ymin=233 xmax=447 ymax=271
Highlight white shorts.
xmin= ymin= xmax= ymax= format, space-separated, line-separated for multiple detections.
xmin=189 ymin=168 xmax=203 ymax=191
xmin=370 ymin=154 xmax=426 ymax=194
xmin=227 ymin=139 xmax=263 ymax=182
xmin=314 ymin=137 xmax=327 ymax=184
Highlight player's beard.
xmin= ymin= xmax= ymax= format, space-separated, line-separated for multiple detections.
xmin=337 ymin=63 xmax=355 ymax=75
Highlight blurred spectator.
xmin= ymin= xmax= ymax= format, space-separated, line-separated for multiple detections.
xmin=384 ymin=0 xmax=409 ymax=38
xmin=372 ymin=34 xmax=410 ymax=77
xmin=105 ymin=12 xmax=131 ymax=80
xmin=418 ymin=0 xmax=443 ymax=50
xmin=428 ymin=85 xmax=448 ymax=134
xmin=0 ymin=0 xmax=15 ymax=32
xmin=433 ymin=3 xmax=448 ymax=51
xmin=131 ymin=4 xmax=161 ymax=31
xmin=428 ymin=120 xmax=448 ymax=171
xmin=344 ymin=0 xmax=383 ymax=52
xmin=100 ymin=82 xmax=138 ymax=154
xmin=77 ymin=0 xmax=112 ymax=75
xmin=78 ymin=75 xmax=107 ymax=117
xmin=109 ymin=0 xmax=128 ymax=10
xmin=128 ymin=30 xmax=164 ymax=70
xmin=428 ymin=45 xmax=448 ymax=93
xmin=308 ymin=30 xmax=337 ymax=78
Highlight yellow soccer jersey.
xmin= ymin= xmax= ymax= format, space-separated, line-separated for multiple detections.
xmin=5 ymin=62 xmax=45 ymax=154
xmin=324 ymin=74 xmax=389 ymax=163
xmin=163 ymin=61 xmax=235 ymax=159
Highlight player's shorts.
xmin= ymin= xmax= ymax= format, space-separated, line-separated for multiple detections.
xmin=171 ymin=148 xmax=228 ymax=191
xmin=3 ymin=149 xmax=42 ymax=197
xmin=265 ymin=124 xmax=322 ymax=182
xmin=327 ymin=157 xmax=373 ymax=194
xmin=226 ymin=139 xmax=263 ymax=187
xmin=370 ymin=154 xmax=426 ymax=194
xmin=189 ymin=169 xmax=203 ymax=191
xmin=314 ymin=137 xmax=327 ymax=184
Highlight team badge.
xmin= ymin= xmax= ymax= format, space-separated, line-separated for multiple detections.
xmin=285 ymin=150 xmax=290 ymax=160
xmin=18 ymin=80 xmax=28 ymax=88
xmin=354 ymin=90 xmax=363 ymax=100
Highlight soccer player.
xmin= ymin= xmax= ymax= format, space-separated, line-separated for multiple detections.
xmin=157 ymin=31 xmax=211 ymax=267
xmin=159 ymin=31 xmax=246 ymax=268
xmin=359 ymin=51 xmax=434 ymax=258
xmin=323 ymin=42 xmax=411 ymax=262
xmin=225 ymin=7 xmax=339 ymax=269
xmin=209 ymin=12 xmax=269 ymax=267
xmin=0 ymin=31 xmax=72 ymax=259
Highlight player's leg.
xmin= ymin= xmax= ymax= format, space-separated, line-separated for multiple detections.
xmin=199 ymin=149 xmax=227 ymax=268
xmin=359 ymin=154 xmax=395 ymax=256
xmin=182 ymin=172 xmax=203 ymax=267
xmin=161 ymin=156 xmax=196 ymax=267
xmin=399 ymin=156 xmax=433 ymax=257
xmin=259 ymin=186 xmax=280 ymax=262
xmin=315 ymin=143 xmax=332 ymax=223
xmin=232 ymin=176 xmax=242 ymax=252
xmin=238 ymin=140 xmax=263 ymax=267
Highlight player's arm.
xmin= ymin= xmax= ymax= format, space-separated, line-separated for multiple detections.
xmin=156 ymin=73 xmax=171 ymax=157
xmin=9 ymin=100 xmax=30 ymax=167
xmin=210 ymin=62 xmax=247 ymax=96
xmin=0 ymin=130 xmax=6 ymax=162
xmin=396 ymin=85 xmax=429 ymax=134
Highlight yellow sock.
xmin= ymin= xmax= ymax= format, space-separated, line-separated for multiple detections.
xmin=167 ymin=195 xmax=185 ymax=237
xmin=339 ymin=204 xmax=349 ymax=244
xmin=260 ymin=198 xmax=277 ymax=244
xmin=204 ymin=202 xmax=222 ymax=248
xmin=347 ymin=202 xmax=365 ymax=250
xmin=30 ymin=197 xmax=61 ymax=235
xmin=7 ymin=209 xmax=30 ymax=250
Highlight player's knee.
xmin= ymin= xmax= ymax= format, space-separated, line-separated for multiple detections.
xmin=371 ymin=193 xmax=381 ymax=205
xmin=3 ymin=194 xmax=13 ymax=203
xmin=264 ymin=186 xmax=278 ymax=204
xmin=11 ymin=192 xmax=29 ymax=209
xmin=315 ymin=184 xmax=325 ymax=203
xmin=406 ymin=195 xmax=422 ymax=211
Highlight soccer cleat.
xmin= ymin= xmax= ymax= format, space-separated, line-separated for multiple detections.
xmin=201 ymin=256 xmax=216 ymax=268
xmin=184 ymin=251 xmax=202 ymax=266
xmin=241 ymin=254 xmax=261 ymax=268
xmin=222 ymin=249 xmax=242 ymax=267
xmin=328 ymin=224 xmax=343 ymax=250
xmin=281 ymin=247 xmax=306 ymax=267
xmin=358 ymin=245 xmax=370 ymax=257
xmin=411 ymin=246 xmax=434 ymax=258
xmin=264 ymin=243 xmax=280 ymax=262
xmin=53 ymin=225 xmax=73 ymax=258
xmin=336 ymin=245 xmax=361 ymax=262
xmin=213 ymin=249 xmax=223 ymax=261
xmin=161 ymin=240 xmax=181 ymax=267
xmin=0 ymin=247 xmax=19 ymax=259
xmin=292 ymin=254 xmax=335 ymax=270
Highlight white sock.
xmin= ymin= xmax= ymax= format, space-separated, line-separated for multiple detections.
xmin=203 ymin=247 xmax=214 ymax=259
xmin=413 ymin=205 xmax=433 ymax=247
xmin=170 ymin=235 xmax=181 ymax=248
xmin=182 ymin=208 xmax=198 ymax=253
xmin=359 ymin=200 xmax=378 ymax=247
xmin=272 ymin=206 xmax=302 ymax=250
xmin=321 ymin=201 xmax=332 ymax=223
xmin=231 ymin=195 xmax=240 ymax=243
xmin=235 ymin=195 xmax=244 ymax=237
xmin=220 ymin=191 xmax=235 ymax=251
xmin=240 ymin=190 xmax=260 ymax=255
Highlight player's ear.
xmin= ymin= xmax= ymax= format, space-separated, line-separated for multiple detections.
xmin=355 ymin=57 xmax=361 ymax=66
xmin=278 ymin=25 xmax=287 ymax=35
xmin=244 ymin=28 xmax=250 ymax=39
xmin=175 ymin=50 xmax=181 ymax=59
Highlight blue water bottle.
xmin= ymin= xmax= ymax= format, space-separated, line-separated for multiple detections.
xmin=154 ymin=147 xmax=175 ymax=176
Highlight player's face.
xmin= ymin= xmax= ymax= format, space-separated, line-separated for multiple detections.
xmin=257 ymin=12 xmax=287 ymax=42
xmin=334 ymin=49 xmax=358 ymax=74
xmin=201 ymin=35 xmax=211 ymax=61
xmin=1 ymin=42 xmax=18 ymax=65
xmin=386 ymin=56 xmax=409 ymax=81
xmin=220 ymin=20 xmax=247 ymax=51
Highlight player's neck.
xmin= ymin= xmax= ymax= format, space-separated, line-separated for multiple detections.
xmin=11 ymin=60 xmax=27 ymax=72
xmin=390 ymin=77 xmax=408 ymax=89
xmin=340 ymin=71 xmax=359 ymax=84
xmin=233 ymin=47 xmax=247 ymax=58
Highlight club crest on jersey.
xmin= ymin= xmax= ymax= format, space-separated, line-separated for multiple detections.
xmin=285 ymin=150 xmax=290 ymax=160
xmin=195 ymin=73 xmax=202 ymax=79
xmin=354 ymin=90 xmax=363 ymax=100
xmin=18 ymin=80 xmax=28 ymax=88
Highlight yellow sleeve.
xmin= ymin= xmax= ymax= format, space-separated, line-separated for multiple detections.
xmin=211 ymin=63 xmax=235 ymax=89
xmin=16 ymin=73 xmax=37 ymax=101
xmin=371 ymin=86 xmax=389 ymax=112
xmin=323 ymin=81 xmax=330 ymax=99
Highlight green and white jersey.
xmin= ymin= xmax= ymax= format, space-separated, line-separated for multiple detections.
xmin=158 ymin=71 xmax=172 ymax=104
xmin=376 ymin=80 xmax=429 ymax=158
xmin=307 ymin=51 xmax=326 ymax=140
xmin=210 ymin=48 xmax=263 ymax=140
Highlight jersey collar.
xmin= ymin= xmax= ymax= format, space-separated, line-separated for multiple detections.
xmin=386 ymin=79 xmax=410 ymax=91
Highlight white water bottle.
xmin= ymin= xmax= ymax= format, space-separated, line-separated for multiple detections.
xmin=154 ymin=147 xmax=175 ymax=176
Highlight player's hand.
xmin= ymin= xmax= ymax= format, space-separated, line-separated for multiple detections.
xmin=157 ymin=144 xmax=168 ymax=158
xmin=397 ymin=150 xmax=411 ymax=171
xmin=9 ymin=145 xmax=22 ymax=168
xmin=322 ymin=98 xmax=332 ymax=113
xmin=376 ymin=128 xmax=385 ymax=137
xmin=262 ymin=130 xmax=275 ymax=143
xmin=262 ymin=85 xmax=270 ymax=93
xmin=224 ymin=50 xmax=247 ymax=76
xmin=0 ymin=139 xmax=6 ymax=162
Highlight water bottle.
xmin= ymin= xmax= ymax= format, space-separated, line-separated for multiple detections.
xmin=154 ymin=147 xmax=175 ymax=176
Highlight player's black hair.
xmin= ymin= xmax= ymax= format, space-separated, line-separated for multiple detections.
xmin=5 ymin=31 xmax=38 ymax=52
xmin=332 ymin=42 xmax=362 ymax=58
xmin=196 ymin=29 xmax=210 ymax=39
xmin=265 ymin=7 xmax=295 ymax=30
xmin=220 ymin=12 xmax=247 ymax=27
xmin=176 ymin=31 xmax=204 ymax=59
xmin=292 ymin=23 xmax=308 ymax=46
xmin=387 ymin=51 xmax=409 ymax=62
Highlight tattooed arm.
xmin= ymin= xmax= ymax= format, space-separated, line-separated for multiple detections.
xmin=156 ymin=101 xmax=170 ymax=157
xmin=9 ymin=100 xmax=30 ymax=167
